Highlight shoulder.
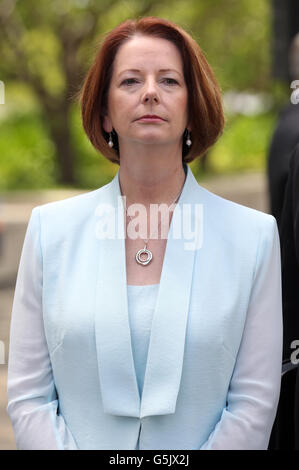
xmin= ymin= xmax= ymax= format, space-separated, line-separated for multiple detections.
xmin=193 ymin=183 xmax=279 ymax=267
xmin=26 ymin=180 xmax=114 ymax=249
xmin=197 ymin=186 xmax=280 ymax=279
xmin=31 ymin=180 xmax=113 ymax=227
xmin=196 ymin=183 xmax=277 ymax=235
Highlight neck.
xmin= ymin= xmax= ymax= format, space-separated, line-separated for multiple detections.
xmin=118 ymin=149 xmax=186 ymax=208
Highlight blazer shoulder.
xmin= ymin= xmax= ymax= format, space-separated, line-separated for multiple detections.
xmin=27 ymin=180 xmax=115 ymax=245
xmin=34 ymin=180 xmax=113 ymax=220
xmin=197 ymin=183 xmax=277 ymax=235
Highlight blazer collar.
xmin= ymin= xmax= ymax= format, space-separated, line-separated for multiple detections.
xmin=94 ymin=164 xmax=203 ymax=418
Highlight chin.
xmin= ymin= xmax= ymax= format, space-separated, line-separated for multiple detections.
xmin=135 ymin=133 xmax=169 ymax=144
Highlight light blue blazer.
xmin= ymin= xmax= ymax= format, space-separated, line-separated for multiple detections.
xmin=7 ymin=165 xmax=283 ymax=450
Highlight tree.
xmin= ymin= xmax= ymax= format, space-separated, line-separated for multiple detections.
xmin=0 ymin=0 xmax=164 ymax=184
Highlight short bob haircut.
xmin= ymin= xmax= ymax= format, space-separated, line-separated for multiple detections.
xmin=79 ymin=16 xmax=225 ymax=165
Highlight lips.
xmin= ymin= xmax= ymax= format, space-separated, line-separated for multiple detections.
xmin=137 ymin=115 xmax=165 ymax=121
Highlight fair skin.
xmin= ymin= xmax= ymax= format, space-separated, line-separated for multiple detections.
xmin=103 ymin=34 xmax=191 ymax=285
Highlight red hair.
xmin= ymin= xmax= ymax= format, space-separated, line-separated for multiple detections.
xmin=79 ymin=16 xmax=225 ymax=165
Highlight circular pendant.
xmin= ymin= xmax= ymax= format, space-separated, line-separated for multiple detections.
xmin=136 ymin=247 xmax=153 ymax=266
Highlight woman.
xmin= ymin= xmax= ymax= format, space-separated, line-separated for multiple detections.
xmin=7 ymin=16 xmax=282 ymax=450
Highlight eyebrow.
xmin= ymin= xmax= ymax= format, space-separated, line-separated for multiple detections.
xmin=117 ymin=68 xmax=182 ymax=78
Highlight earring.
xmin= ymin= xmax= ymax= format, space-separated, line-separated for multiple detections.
xmin=108 ymin=132 xmax=113 ymax=148
xmin=186 ymin=130 xmax=192 ymax=147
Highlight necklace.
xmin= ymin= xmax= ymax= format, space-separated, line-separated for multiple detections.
xmin=124 ymin=184 xmax=184 ymax=266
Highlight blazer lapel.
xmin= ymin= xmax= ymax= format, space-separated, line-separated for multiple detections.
xmin=140 ymin=166 xmax=202 ymax=418
xmin=94 ymin=165 xmax=203 ymax=418
xmin=94 ymin=173 xmax=140 ymax=417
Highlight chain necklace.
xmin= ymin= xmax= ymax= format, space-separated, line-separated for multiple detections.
xmin=123 ymin=184 xmax=184 ymax=266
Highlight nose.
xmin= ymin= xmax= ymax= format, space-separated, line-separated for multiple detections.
xmin=141 ymin=78 xmax=160 ymax=104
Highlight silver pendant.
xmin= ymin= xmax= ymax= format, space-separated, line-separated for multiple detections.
xmin=135 ymin=246 xmax=153 ymax=266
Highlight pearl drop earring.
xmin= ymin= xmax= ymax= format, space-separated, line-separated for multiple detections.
xmin=108 ymin=132 xmax=113 ymax=148
xmin=186 ymin=130 xmax=192 ymax=147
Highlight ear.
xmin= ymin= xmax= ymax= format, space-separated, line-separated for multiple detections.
xmin=103 ymin=115 xmax=113 ymax=133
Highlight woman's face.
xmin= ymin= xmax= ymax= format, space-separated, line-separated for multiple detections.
xmin=103 ymin=35 xmax=189 ymax=150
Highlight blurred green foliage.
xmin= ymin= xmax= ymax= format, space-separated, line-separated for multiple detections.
xmin=0 ymin=0 xmax=292 ymax=190
xmin=207 ymin=112 xmax=278 ymax=175
xmin=0 ymin=112 xmax=55 ymax=190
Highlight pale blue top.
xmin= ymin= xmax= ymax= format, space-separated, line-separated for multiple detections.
xmin=127 ymin=283 xmax=160 ymax=399
xmin=127 ymin=283 xmax=160 ymax=451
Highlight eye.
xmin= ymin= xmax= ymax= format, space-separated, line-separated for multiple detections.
xmin=163 ymin=78 xmax=178 ymax=85
xmin=121 ymin=78 xmax=138 ymax=86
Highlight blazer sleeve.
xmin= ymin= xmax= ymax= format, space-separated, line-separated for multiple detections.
xmin=6 ymin=207 xmax=78 ymax=450
xmin=200 ymin=215 xmax=283 ymax=450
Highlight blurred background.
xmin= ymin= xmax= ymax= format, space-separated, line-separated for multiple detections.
xmin=0 ymin=0 xmax=298 ymax=449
